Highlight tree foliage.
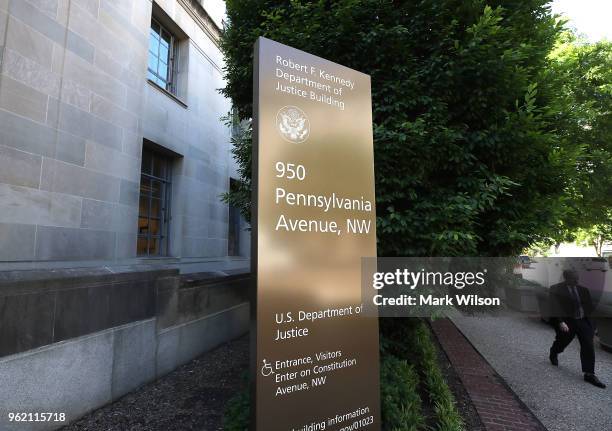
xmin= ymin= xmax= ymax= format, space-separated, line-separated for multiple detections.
xmin=221 ymin=0 xmax=595 ymax=257
xmin=575 ymin=224 xmax=612 ymax=257
xmin=544 ymin=34 xmax=612 ymax=252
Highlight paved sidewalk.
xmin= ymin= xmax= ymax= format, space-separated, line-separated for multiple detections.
xmin=431 ymin=319 xmax=545 ymax=431
xmin=451 ymin=314 xmax=612 ymax=431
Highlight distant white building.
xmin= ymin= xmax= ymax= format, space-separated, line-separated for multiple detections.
xmin=547 ymin=242 xmax=598 ymax=257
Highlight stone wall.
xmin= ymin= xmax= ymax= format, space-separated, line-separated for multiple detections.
xmin=0 ymin=0 xmax=248 ymax=265
xmin=0 ymin=0 xmax=150 ymax=262
xmin=0 ymin=3 xmax=250 ymax=427
xmin=0 ymin=267 xmax=250 ymax=430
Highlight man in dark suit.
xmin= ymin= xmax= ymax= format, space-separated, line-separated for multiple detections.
xmin=549 ymin=269 xmax=606 ymax=388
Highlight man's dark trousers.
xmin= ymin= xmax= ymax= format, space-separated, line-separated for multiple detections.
xmin=551 ymin=317 xmax=595 ymax=374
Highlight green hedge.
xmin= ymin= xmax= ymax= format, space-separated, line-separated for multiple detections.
xmin=380 ymin=355 xmax=425 ymax=431
xmin=382 ymin=319 xmax=464 ymax=431
xmin=223 ymin=389 xmax=249 ymax=431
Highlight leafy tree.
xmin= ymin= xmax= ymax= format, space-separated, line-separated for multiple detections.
xmin=221 ymin=0 xmax=580 ymax=257
xmin=574 ymin=222 xmax=612 ymax=257
xmin=545 ymin=35 xmax=612 ymax=252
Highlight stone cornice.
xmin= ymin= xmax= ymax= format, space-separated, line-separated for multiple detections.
xmin=177 ymin=0 xmax=223 ymax=47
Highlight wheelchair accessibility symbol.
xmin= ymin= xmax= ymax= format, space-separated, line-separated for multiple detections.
xmin=261 ymin=359 xmax=274 ymax=377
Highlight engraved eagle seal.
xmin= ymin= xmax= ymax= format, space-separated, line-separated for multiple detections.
xmin=276 ymin=105 xmax=310 ymax=143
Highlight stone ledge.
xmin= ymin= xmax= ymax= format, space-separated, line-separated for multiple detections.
xmin=179 ymin=268 xmax=251 ymax=288
xmin=0 ymin=266 xmax=251 ymax=359
xmin=0 ymin=265 xmax=178 ymax=296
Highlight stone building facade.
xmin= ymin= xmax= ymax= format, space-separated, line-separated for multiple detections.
xmin=0 ymin=0 xmax=250 ymax=428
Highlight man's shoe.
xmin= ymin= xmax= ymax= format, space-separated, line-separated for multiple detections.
xmin=584 ymin=374 xmax=606 ymax=388
xmin=549 ymin=349 xmax=558 ymax=366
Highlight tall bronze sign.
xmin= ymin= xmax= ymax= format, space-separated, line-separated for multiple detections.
xmin=252 ymin=37 xmax=380 ymax=430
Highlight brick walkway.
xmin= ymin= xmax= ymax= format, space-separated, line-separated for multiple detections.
xmin=431 ymin=319 xmax=546 ymax=431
